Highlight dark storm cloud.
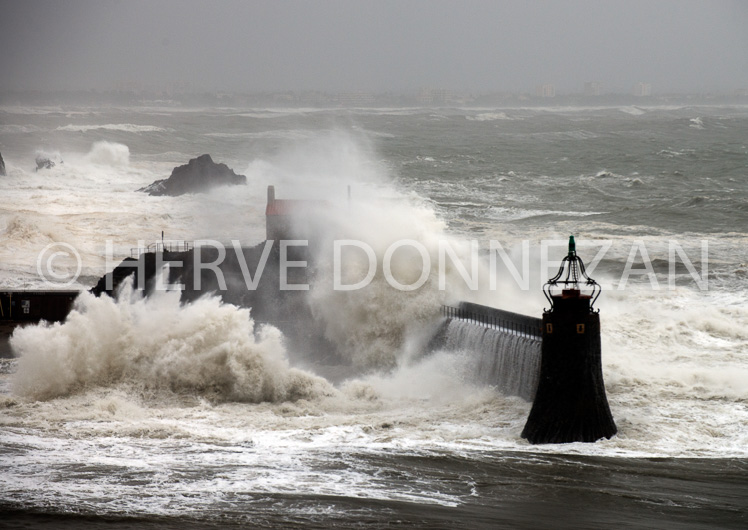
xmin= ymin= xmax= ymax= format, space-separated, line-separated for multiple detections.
xmin=1 ymin=0 xmax=746 ymax=93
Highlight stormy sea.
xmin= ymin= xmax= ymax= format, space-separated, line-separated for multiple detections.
xmin=0 ymin=104 xmax=746 ymax=528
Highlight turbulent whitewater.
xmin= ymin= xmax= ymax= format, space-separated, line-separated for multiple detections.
xmin=1 ymin=104 xmax=747 ymax=526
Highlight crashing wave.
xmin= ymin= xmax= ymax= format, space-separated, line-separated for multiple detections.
xmin=11 ymin=275 xmax=335 ymax=403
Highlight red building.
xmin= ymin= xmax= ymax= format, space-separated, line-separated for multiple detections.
xmin=265 ymin=185 xmax=336 ymax=241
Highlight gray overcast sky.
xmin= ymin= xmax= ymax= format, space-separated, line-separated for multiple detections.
xmin=1 ymin=0 xmax=747 ymax=94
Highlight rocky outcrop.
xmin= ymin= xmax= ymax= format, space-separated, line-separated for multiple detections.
xmin=35 ymin=155 xmax=55 ymax=171
xmin=0 ymin=152 xmax=5 ymax=176
xmin=138 ymin=154 xmax=246 ymax=196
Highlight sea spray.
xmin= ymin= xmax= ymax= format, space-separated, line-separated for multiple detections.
xmin=249 ymin=129 xmax=385 ymax=192
xmin=11 ymin=275 xmax=334 ymax=402
xmin=247 ymin=131 xmax=535 ymax=370
xmin=237 ymin=131 xmax=460 ymax=369
xmin=84 ymin=141 xmax=130 ymax=167
xmin=599 ymin=284 xmax=748 ymax=397
xmin=301 ymin=193 xmax=498 ymax=370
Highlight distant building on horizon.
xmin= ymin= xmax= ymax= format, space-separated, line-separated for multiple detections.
xmin=536 ymin=84 xmax=555 ymax=98
xmin=633 ymin=82 xmax=652 ymax=97
xmin=584 ymin=81 xmax=603 ymax=96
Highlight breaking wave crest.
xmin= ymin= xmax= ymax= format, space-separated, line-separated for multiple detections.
xmin=11 ymin=275 xmax=335 ymax=403
xmin=84 ymin=141 xmax=130 ymax=166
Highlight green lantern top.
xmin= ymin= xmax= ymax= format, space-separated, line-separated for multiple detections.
xmin=543 ymin=235 xmax=600 ymax=313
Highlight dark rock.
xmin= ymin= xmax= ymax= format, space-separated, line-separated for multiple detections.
xmin=138 ymin=154 xmax=246 ymax=196
xmin=35 ymin=155 xmax=55 ymax=171
xmin=0 ymin=152 xmax=5 ymax=176
xmin=139 ymin=179 xmax=167 ymax=195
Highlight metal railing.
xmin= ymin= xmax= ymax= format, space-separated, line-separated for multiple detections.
xmin=130 ymin=241 xmax=194 ymax=258
xmin=441 ymin=304 xmax=542 ymax=340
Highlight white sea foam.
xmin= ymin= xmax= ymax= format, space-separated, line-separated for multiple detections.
xmin=487 ymin=206 xmax=604 ymax=222
xmin=466 ymin=112 xmax=515 ymax=121
xmin=205 ymin=130 xmax=315 ymax=140
xmin=1 ymin=107 xmax=747 ymax=475
xmin=11 ymin=274 xmax=334 ymax=403
xmin=0 ymin=138 xmax=268 ymax=288
xmin=84 ymin=141 xmax=130 ymax=166
xmin=56 ymin=123 xmax=167 ymax=133
xmin=619 ymin=106 xmax=646 ymax=115
xmin=0 ymin=124 xmax=42 ymax=133
xmin=0 ymin=106 xmax=69 ymax=115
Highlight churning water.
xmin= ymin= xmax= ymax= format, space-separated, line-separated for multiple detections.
xmin=1 ymin=104 xmax=747 ymax=527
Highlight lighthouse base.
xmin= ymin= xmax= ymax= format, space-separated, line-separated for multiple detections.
xmin=521 ymin=310 xmax=617 ymax=444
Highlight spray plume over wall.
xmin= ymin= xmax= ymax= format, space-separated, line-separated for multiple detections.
xmin=12 ymin=274 xmax=334 ymax=403
xmin=254 ymin=130 xmax=512 ymax=370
